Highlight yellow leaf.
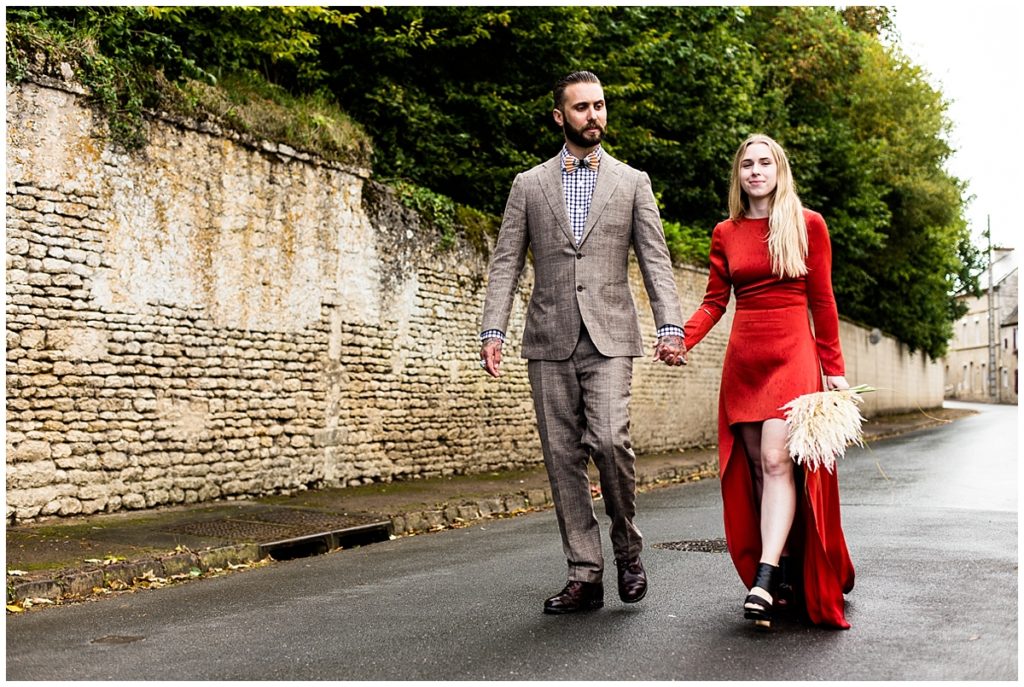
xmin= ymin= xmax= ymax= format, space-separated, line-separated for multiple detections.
xmin=7 ymin=604 xmax=25 ymax=613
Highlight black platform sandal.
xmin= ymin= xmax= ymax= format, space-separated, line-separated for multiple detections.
xmin=743 ymin=562 xmax=778 ymax=628
xmin=775 ymin=556 xmax=796 ymax=609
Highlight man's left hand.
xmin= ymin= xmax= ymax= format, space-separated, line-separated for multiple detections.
xmin=653 ymin=335 xmax=687 ymax=367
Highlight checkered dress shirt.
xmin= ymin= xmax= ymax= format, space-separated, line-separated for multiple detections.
xmin=561 ymin=145 xmax=600 ymax=246
xmin=481 ymin=145 xmax=682 ymax=344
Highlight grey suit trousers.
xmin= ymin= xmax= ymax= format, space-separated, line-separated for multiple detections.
xmin=527 ymin=325 xmax=642 ymax=583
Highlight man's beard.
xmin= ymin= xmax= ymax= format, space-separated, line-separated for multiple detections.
xmin=563 ymin=118 xmax=604 ymax=148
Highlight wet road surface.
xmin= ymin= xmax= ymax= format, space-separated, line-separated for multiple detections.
xmin=5 ymin=402 xmax=1017 ymax=680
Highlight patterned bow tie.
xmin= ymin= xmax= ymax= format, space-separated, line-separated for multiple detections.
xmin=563 ymin=152 xmax=600 ymax=174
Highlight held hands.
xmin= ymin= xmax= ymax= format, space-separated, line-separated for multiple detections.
xmin=480 ymin=337 xmax=503 ymax=378
xmin=825 ymin=375 xmax=850 ymax=390
xmin=653 ymin=334 xmax=687 ymax=367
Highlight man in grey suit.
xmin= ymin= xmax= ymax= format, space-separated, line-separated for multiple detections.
xmin=479 ymin=70 xmax=686 ymax=614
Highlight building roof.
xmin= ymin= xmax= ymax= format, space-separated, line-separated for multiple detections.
xmin=1002 ymin=304 xmax=1018 ymax=327
xmin=980 ymin=248 xmax=1017 ymax=291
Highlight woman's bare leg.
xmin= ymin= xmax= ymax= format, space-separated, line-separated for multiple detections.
xmin=756 ymin=418 xmax=794 ymax=568
xmin=736 ymin=420 xmax=795 ymax=605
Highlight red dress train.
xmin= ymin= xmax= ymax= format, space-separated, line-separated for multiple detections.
xmin=683 ymin=210 xmax=855 ymax=629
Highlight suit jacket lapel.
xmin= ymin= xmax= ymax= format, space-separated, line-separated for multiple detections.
xmin=538 ymin=155 xmax=575 ymax=246
xmin=580 ymin=155 xmax=623 ymax=247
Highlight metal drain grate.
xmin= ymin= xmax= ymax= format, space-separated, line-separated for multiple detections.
xmin=163 ymin=509 xmax=383 ymax=542
xmin=653 ymin=538 xmax=729 ymax=553
xmin=166 ymin=519 xmax=308 ymax=541
xmin=245 ymin=508 xmax=378 ymax=529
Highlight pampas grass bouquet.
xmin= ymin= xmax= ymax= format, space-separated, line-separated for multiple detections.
xmin=781 ymin=384 xmax=875 ymax=473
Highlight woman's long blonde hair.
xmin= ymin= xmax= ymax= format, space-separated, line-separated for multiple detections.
xmin=728 ymin=134 xmax=807 ymax=279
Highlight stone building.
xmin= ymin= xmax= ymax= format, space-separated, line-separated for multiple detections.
xmin=944 ymin=247 xmax=1018 ymax=403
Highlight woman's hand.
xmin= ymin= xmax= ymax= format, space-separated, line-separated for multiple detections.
xmin=825 ymin=375 xmax=850 ymax=391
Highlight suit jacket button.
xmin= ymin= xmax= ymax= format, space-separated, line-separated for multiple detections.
xmin=576 ymin=253 xmax=583 ymax=259
xmin=577 ymin=285 xmax=584 ymax=292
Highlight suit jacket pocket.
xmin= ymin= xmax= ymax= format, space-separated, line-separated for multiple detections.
xmin=600 ymin=282 xmax=640 ymax=342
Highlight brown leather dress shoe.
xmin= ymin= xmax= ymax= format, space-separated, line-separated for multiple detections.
xmin=543 ymin=580 xmax=604 ymax=614
xmin=615 ymin=557 xmax=648 ymax=603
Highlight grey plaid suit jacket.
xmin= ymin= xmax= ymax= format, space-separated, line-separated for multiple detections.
xmin=481 ymin=153 xmax=683 ymax=360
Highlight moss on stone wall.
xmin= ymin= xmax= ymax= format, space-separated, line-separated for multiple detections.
xmin=6 ymin=20 xmax=372 ymax=168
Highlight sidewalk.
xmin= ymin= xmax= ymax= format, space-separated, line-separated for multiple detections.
xmin=5 ymin=407 xmax=972 ymax=608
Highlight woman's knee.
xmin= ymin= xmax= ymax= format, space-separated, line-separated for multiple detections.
xmin=761 ymin=449 xmax=793 ymax=478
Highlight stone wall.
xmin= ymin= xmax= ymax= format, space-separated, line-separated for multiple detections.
xmin=5 ymin=79 xmax=943 ymax=522
xmin=840 ymin=320 xmax=945 ymax=414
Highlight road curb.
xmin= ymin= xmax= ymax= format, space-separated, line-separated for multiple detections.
xmin=6 ymin=460 xmax=717 ymax=606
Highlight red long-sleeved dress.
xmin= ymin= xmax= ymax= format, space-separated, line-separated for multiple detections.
xmin=683 ymin=209 xmax=855 ymax=629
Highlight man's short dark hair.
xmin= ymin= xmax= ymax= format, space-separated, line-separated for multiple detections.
xmin=553 ymin=71 xmax=601 ymax=110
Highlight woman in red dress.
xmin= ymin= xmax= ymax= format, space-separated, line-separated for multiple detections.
xmin=682 ymin=134 xmax=855 ymax=629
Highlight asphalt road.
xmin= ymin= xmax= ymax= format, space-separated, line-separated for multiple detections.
xmin=5 ymin=402 xmax=1017 ymax=680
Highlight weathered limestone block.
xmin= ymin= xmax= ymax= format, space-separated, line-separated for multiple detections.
xmin=121 ymin=493 xmax=146 ymax=509
xmin=79 ymin=497 xmax=108 ymax=515
xmin=6 ymin=460 xmax=58 ymax=488
xmin=10 ymin=439 xmax=52 ymax=463
xmin=56 ymin=496 xmax=83 ymax=516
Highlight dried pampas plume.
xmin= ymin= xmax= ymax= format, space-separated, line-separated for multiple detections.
xmin=781 ymin=384 xmax=875 ymax=473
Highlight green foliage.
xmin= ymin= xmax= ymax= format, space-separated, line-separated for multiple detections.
xmin=311 ymin=7 xmax=591 ymax=216
xmin=132 ymin=6 xmax=360 ymax=85
xmin=5 ymin=6 xmax=370 ymax=163
xmin=308 ymin=6 xmax=753 ymax=229
xmin=453 ymin=204 xmax=501 ymax=258
xmin=663 ymin=220 xmax=712 ymax=268
xmin=391 ymin=181 xmax=500 ymax=253
xmin=5 ymin=9 xmax=172 ymax=150
xmin=736 ymin=6 xmax=981 ymax=357
xmin=175 ymin=71 xmax=370 ymax=166
xmin=589 ymin=6 xmax=757 ymax=229
xmin=393 ymin=181 xmax=459 ymax=250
